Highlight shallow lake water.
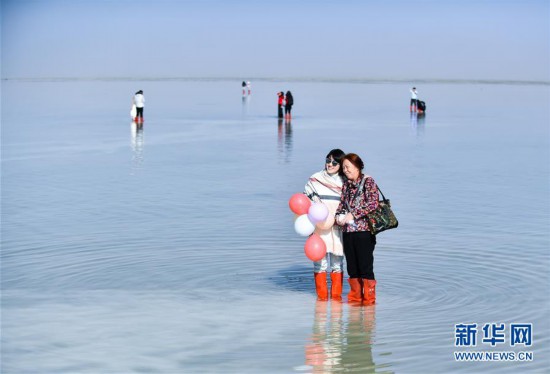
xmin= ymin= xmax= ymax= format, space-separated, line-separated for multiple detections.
xmin=2 ymin=79 xmax=549 ymax=373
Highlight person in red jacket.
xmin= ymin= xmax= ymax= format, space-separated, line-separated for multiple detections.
xmin=277 ymin=92 xmax=284 ymax=119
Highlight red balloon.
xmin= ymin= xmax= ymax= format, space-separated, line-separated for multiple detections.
xmin=304 ymin=234 xmax=327 ymax=262
xmin=289 ymin=193 xmax=311 ymax=215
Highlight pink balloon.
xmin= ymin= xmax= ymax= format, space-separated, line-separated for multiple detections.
xmin=304 ymin=234 xmax=327 ymax=262
xmin=289 ymin=193 xmax=311 ymax=215
xmin=307 ymin=203 xmax=329 ymax=223
xmin=316 ymin=214 xmax=335 ymax=230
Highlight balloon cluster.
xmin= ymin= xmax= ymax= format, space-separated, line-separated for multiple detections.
xmin=288 ymin=193 xmax=330 ymax=262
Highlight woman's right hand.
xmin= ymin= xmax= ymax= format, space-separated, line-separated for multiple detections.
xmin=335 ymin=214 xmax=346 ymax=226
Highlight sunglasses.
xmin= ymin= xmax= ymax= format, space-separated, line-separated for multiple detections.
xmin=325 ymin=159 xmax=339 ymax=166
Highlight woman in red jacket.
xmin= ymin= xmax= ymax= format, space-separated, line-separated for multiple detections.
xmin=277 ymin=92 xmax=284 ymax=119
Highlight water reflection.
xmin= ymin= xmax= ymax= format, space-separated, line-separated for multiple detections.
xmin=130 ymin=122 xmax=144 ymax=173
xmin=305 ymin=301 xmax=382 ymax=373
xmin=241 ymin=95 xmax=251 ymax=117
xmin=277 ymin=118 xmax=293 ymax=163
xmin=341 ymin=306 xmax=379 ymax=373
xmin=409 ymin=112 xmax=425 ymax=138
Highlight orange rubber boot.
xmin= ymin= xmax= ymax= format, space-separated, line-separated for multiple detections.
xmin=330 ymin=272 xmax=343 ymax=301
xmin=363 ymin=279 xmax=377 ymax=305
xmin=314 ymin=272 xmax=328 ymax=301
xmin=347 ymin=278 xmax=363 ymax=304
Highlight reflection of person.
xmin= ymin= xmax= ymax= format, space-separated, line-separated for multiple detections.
xmin=339 ymin=306 xmax=376 ymax=370
xmin=305 ymin=300 xmax=344 ymax=372
xmin=134 ymin=90 xmax=145 ymax=122
xmin=130 ymin=121 xmax=144 ymax=171
xmin=336 ymin=153 xmax=380 ymax=305
xmin=305 ymin=300 xmax=376 ymax=372
xmin=304 ymin=149 xmax=345 ymax=301
xmin=277 ymin=92 xmax=284 ymax=118
xmin=410 ymin=87 xmax=418 ymax=112
xmin=284 ymin=91 xmax=293 ymax=119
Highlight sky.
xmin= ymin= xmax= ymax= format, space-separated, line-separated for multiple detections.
xmin=1 ymin=0 xmax=549 ymax=81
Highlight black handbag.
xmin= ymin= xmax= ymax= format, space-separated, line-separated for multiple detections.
xmin=367 ymin=185 xmax=398 ymax=235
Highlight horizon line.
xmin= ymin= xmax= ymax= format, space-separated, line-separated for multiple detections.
xmin=2 ymin=76 xmax=549 ymax=86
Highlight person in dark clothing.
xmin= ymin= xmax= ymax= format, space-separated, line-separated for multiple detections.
xmin=285 ymin=91 xmax=294 ymax=120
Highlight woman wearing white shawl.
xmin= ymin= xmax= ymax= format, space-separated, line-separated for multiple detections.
xmin=304 ymin=149 xmax=345 ymax=300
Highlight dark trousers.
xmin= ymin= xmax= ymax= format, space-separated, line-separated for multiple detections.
xmin=343 ymin=231 xmax=376 ymax=279
xmin=136 ymin=107 xmax=143 ymax=118
xmin=278 ymin=106 xmax=283 ymax=118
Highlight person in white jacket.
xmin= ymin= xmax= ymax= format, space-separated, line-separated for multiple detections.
xmin=410 ymin=87 xmax=418 ymax=112
xmin=304 ymin=148 xmax=346 ymax=301
xmin=133 ymin=90 xmax=145 ymax=122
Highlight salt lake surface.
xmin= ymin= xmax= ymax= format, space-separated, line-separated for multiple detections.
xmin=2 ymin=79 xmax=549 ymax=373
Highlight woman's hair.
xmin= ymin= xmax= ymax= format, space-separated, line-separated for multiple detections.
xmin=326 ymin=148 xmax=345 ymax=163
xmin=342 ymin=153 xmax=364 ymax=171
xmin=286 ymin=91 xmax=292 ymax=97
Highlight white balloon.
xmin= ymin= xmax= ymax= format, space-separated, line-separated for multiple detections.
xmin=294 ymin=214 xmax=316 ymax=236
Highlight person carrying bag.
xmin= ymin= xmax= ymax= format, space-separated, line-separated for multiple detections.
xmin=336 ymin=153 xmax=397 ymax=305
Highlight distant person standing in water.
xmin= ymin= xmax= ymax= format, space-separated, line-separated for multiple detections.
xmin=242 ymin=81 xmax=247 ymax=96
xmin=410 ymin=87 xmax=418 ymax=112
xmin=284 ymin=91 xmax=294 ymax=120
xmin=134 ymin=90 xmax=145 ymax=122
xmin=246 ymin=81 xmax=251 ymax=95
xmin=277 ymin=92 xmax=285 ymax=118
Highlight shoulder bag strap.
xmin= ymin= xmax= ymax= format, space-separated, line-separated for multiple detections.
xmin=364 ymin=174 xmax=388 ymax=202
xmin=377 ymin=186 xmax=388 ymax=202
